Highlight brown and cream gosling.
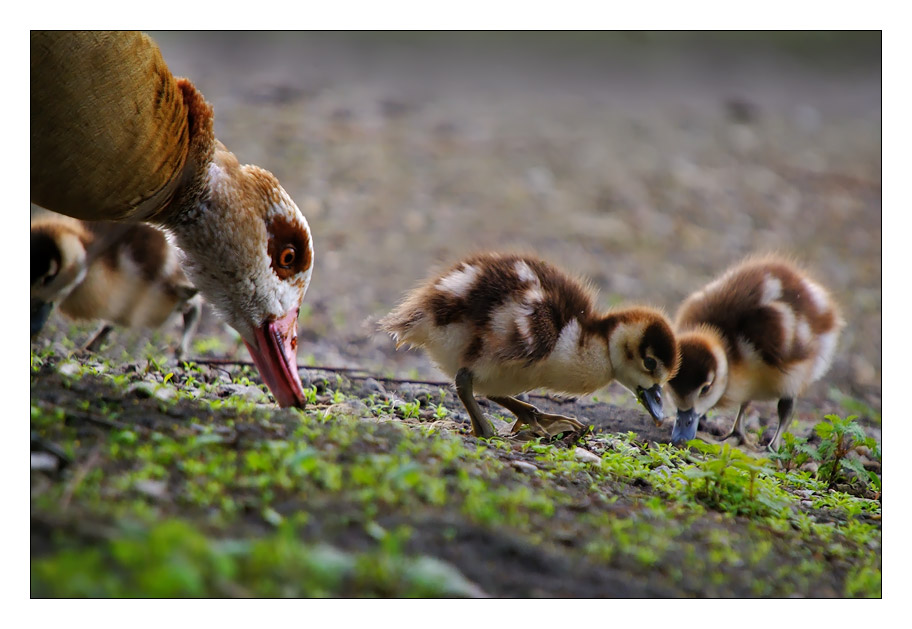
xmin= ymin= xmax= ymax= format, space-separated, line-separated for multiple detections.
xmin=31 ymin=217 xmax=202 ymax=359
xmin=667 ymin=255 xmax=844 ymax=451
xmin=380 ymin=253 xmax=680 ymax=439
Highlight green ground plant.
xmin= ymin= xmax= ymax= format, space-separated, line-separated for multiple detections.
xmin=770 ymin=415 xmax=880 ymax=492
xmin=30 ymin=349 xmax=882 ymax=598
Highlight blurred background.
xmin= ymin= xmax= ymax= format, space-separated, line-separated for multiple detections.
xmin=52 ymin=32 xmax=884 ymax=410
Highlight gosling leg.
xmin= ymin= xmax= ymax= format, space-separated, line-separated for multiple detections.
xmin=720 ymin=402 xmax=752 ymax=444
xmin=176 ymin=294 xmax=203 ymax=361
xmin=455 ymin=368 xmax=496 ymax=439
xmin=767 ymin=398 xmax=795 ymax=452
xmin=82 ymin=323 xmax=114 ymax=353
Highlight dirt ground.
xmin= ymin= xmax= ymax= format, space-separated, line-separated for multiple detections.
xmin=29 ymin=358 xmax=879 ymax=597
xmin=30 ymin=32 xmax=881 ymax=598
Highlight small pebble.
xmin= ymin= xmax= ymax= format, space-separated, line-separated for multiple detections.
xmin=326 ymin=400 xmax=370 ymax=418
xmin=511 ymin=460 xmax=538 ymax=474
xmin=128 ymin=382 xmax=156 ymax=399
xmin=134 ymin=479 xmax=168 ymax=499
xmin=574 ymin=447 xmax=601 ymax=464
xmin=57 ymin=361 xmax=80 ymax=378
xmin=359 ymin=378 xmax=387 ymax=397
xmin=30 ymin=452 xmax=59 ymax=472
xmin=220 ymin=384 xmax=270 ymax=403
xmin=800 ymin=461 xmax=819 ymax=474
xmin=152 ymin=387 xmax=177 ymax=402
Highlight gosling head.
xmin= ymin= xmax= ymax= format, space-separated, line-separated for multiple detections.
xmin=666 ymin=326 xmax=729 ymax=444
xmin=30 ymin=219 xmax=89 ymax=336
xmin=602 ymin=307 xmax=680 ymax=424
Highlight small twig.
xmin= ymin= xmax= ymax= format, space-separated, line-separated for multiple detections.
xmin=65 ymin=411 xmax=128 ymax=431
xmin=60 ymin=446 xmax=103 ymax=512
xmin=189 ymin=357 xmax=451 ymax=386
xmin=190 ymin=358 xmax=257 ymax=368
xmin=372 ymin=375 xmax=451 ymax=387
xmin=185 ymin=357 xmax=578 ymax=403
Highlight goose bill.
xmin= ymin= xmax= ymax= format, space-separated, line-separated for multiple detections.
xmin=671 ymin=407 xmax=701 ymax=445
xmin=244 ymin=308 xmax=306 ymax=408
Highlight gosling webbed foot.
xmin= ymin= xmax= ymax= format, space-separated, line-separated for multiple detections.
xmin=489 ymin=395 xmax=586 ymax=439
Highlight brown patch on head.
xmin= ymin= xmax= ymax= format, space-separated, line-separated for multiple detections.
xmin=590 ymin=306 xmax=678 ymax=374
xmin=30 ymin=219 xmax=92 ymax=285
xmin=669 ymin=336 xmax=718 ymax=398
xmin=268 ymin=215 xmax=312 ymax=281
xmin=639 ymin=318 xmax=677 ymax=373
xmin=31 ymin=230 xmax=61 ymax=285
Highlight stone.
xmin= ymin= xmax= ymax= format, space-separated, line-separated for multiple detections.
xmin=574 ymin=447 xmax=601 ymax=464
xmin=31 ymin=452 xmax=59 ymax=472
xmin=326 ymin=400 xmax=370 ymax=418
xmin=134 ymin=479 xmax=168 ymax=499
xmin=511 ymin=460 xmax=538 ymax=474
xmin=220 ymin=383 xmax=270 ymax=403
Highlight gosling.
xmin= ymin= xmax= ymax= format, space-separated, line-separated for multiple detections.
xmin=380 ymin=252 xmax=679 ymax=439
xmin=31 ymin=217 xmax=202 ymax=359
xmin=667 ymin=254 xmax=844 ymax=451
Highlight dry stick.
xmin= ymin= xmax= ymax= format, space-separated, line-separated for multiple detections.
xmin=67 ymin=411 xmax=128 ymax=431
xmin=186 ymin=357 xmax=576 ymax=402
xmin=60 ymin=446 xmax=103 ymax=512
xmin=190 ymin=358 xmax=451 ymax=386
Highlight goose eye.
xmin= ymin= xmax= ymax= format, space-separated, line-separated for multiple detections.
xmin=278 ymin=246 xmax=296 ymax=268
xmin=643 ymin=357 xmax=657 ymax=372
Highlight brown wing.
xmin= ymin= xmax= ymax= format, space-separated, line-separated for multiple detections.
xmin=31 ymin=31 xmax=190 ymax=222
xmin=676 ymin=259 xmax=829 ymax=370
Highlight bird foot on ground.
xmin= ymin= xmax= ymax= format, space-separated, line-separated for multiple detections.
xmin=715 ymin=429 xmax=760 ymax=450
xmin=509 ymin=414 xmax=589 ymax=445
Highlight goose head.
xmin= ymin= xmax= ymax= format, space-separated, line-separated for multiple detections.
xmin=168 ymin=145 xmax=313 ymax=408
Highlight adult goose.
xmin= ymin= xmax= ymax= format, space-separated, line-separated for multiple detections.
xmin=31 ymin=31 xmax=314 ymax=407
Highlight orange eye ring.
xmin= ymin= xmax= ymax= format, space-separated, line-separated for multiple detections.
xmin=278 ymin=246 xmax=296 ymax=268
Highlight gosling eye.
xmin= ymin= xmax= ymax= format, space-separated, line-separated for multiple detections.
xmin=700 ymin=383 xmax=712 ymax=396
xmin=643 ymin=357 xmax=657 ymax=372
xmin=41 ymin=260 xmax=59 ymax=285
xmin=278 ymin=246 xmax=296 ymax=269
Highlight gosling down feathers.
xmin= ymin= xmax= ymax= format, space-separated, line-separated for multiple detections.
xmin=31 ymin=217 xmax=202 ymax=359
xmin=380 ymin=253 xmax=679 ymax=439
xmin=31 ymin=31 xmax=313 ymax=407
xmin=666 ymin=255 xmax=844 ymax=450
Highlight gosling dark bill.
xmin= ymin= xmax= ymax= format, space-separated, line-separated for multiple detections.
xmin=31 ymin=300 xmax=53 ymax=337
xmin=671 ymin=408 xmax=701 ymax=445
xmin=637 ymin=384 xmax=665 ymax=426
